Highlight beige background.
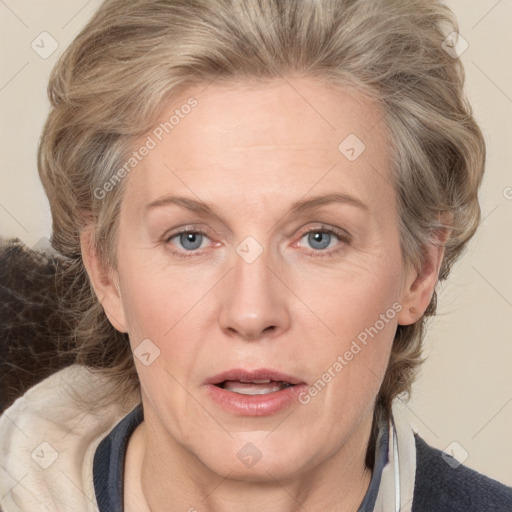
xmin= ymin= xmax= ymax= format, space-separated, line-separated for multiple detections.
xmin=1 ymin=0 xmax=511 ymax=486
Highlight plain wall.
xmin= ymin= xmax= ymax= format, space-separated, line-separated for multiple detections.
xmin=1 ymin=0 xmax=511 ymax=485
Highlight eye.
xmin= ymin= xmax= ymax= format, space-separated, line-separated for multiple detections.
xmin=296 ymin=226 xmax=350 ymax=257
xmin=166 ymin=230 xmax=210 ymax=254
xmin=304 ymin=231 xmax=336 ymax=250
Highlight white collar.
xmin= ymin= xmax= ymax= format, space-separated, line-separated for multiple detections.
xmin=373 ymin=402 xmax=417 ymax=512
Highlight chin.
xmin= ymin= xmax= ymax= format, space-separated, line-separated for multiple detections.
xmin=192 ymin=434 xmax=321 ymax=483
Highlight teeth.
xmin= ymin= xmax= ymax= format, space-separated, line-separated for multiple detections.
xmin=222 ymin=380 xmax=292 ymax=395
xmin=239 ymin=379 xmax=271 ymax=384
xmin=231 ymin=384 xmax=281 ymax=395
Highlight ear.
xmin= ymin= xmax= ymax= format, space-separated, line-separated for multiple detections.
xmin=80 ymin=227 xmax=128 ymax=333
xmin=397 ymin=228 xmax=450 ymax=326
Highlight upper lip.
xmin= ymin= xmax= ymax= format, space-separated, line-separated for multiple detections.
xmin=205 ymin=368 xmax=305 ymax=386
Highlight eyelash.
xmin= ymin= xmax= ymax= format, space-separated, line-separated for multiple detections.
xmin=300 ymin=227 xmax=349 ymax=258
xmin=164 ymin=225 xmax=351 ymax=260
xmin=165 ymin=229 xmax=211 ymax=260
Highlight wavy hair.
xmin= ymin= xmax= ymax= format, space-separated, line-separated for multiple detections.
xmin=38 ymin=0 xmax=485 ymax=463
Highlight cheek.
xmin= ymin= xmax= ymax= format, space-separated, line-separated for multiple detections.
xmin=293 ymin=254 xmax=403 ymax=408
xmin=117 ymin=250 xmax=210 ymax=338
xmin=116 ymin=255 xmax=221 ymax=397
xmin=299 ymin=308 xmax=396 ymax=440
xmin=294 ymin=254 xmax=403 ymax=341
xmin=116 ymin=264 xmax=210 ymax=417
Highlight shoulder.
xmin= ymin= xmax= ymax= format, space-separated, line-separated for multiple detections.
xmin=412 ymin=434 xmax=512 ymax=512
xmin=0 ymin=365 xmax=139 ymax=512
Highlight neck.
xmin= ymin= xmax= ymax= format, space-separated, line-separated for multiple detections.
xmin=129 ymin=405 xmax=375 ymax=512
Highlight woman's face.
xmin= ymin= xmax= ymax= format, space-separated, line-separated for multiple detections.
xmin=104 ymin=78 xmax=420 ymax=480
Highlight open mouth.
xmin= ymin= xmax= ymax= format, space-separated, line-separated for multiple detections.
xmin=206 ymin=369 xmax=305 ymax=415
xmin=215 ymin=379 xmax=294 ymax=395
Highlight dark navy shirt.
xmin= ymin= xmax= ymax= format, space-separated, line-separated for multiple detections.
xmin=93 ymin=404 xmax=144 ymax=512
xmin=93 ymin=405 xmax=389 ymax=512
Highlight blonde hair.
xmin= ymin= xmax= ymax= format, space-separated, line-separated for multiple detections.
xmin=38 ymin=0 xmax=485 ymax=438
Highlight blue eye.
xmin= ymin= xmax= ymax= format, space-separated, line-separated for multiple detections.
xmin=177 ymin=232 xmax=204 ymax=250
xmin=296 ymin=227 xmax=351 ymax=258
xmin=164 ymin=226 xmax=349 ymax=260
xmin=164 ymin=229 xmax=211 ymax=260
xmin=306 ymin=231 xmax=333 ymax=250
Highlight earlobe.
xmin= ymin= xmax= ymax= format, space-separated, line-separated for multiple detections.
xmin=397 ymin=230 xmax=449 ymax=326
xmin=80 ymin=228 xmax=128 ymax=333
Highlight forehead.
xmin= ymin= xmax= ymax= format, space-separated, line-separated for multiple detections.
xmin=123 ymin=77 xmax=393 ymax=216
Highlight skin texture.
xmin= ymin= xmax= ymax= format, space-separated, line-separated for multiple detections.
xmin=82 ymin=77 xmax=445 ymax=512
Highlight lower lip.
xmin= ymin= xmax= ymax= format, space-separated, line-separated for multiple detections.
xmin=204 ymin=383 xmax=308 ymax=416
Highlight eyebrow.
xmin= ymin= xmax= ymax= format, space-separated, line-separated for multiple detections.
xmin=144 ymin=192 xmax=369 ymax=219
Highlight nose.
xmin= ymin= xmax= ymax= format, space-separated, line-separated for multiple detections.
xmin=217 ymin=245 xmax=291 ymax=341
